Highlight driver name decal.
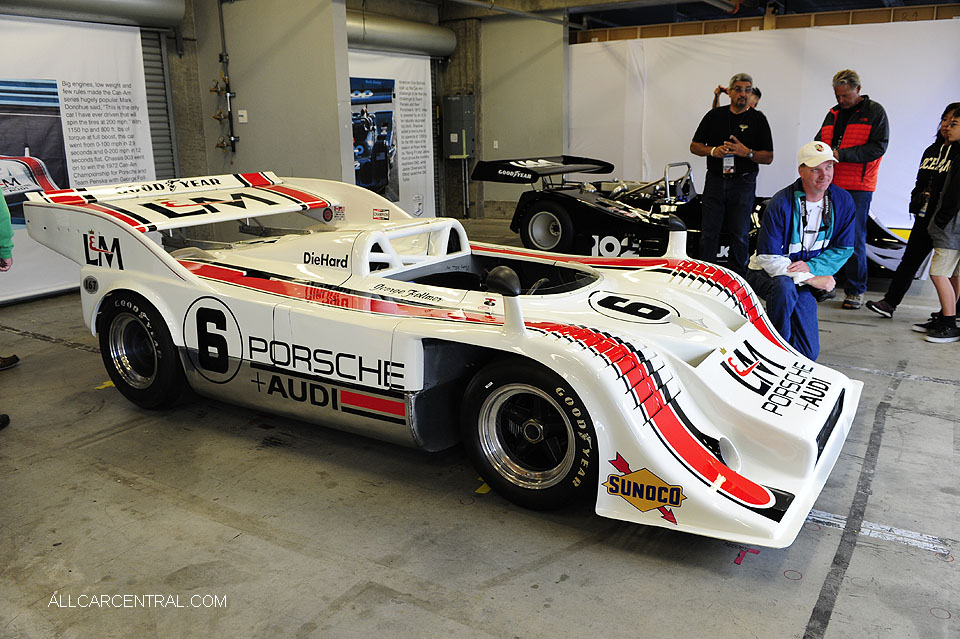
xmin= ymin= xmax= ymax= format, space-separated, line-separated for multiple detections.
xmin=603 ymin=453 xmax=684 ymax=524
xmin=721 ymin=340 xmax=833 ymax=415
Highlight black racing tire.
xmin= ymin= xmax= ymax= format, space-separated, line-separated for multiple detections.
xmin=518 ymin=201 xmax=574 ymax=253
xmin=97 ymin=291 xmax=186 ymax=410
xmin=461 ymin=358 xmax=597 ymax=510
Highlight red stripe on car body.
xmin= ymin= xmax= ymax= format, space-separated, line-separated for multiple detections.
xmin=340 ymin=390 xmax=406 ymax=417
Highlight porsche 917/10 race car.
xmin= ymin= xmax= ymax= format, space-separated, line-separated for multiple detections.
xmin=24 ymin=172 xmax=862 ymax=548
xmin=472 ymin=155 xmax=911 ymax=275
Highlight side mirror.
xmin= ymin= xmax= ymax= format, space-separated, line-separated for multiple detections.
xmin=486 ymin=265 xmax=521 ymax=297
xmin=486 ymin=266 xmax=525 ymax=336
xmin=664 ymin=214 xmax=688 ymax=259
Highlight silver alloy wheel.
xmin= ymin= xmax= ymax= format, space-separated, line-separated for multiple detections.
xmin=107 ymin=314 xmax=158 ymax=390
xmin=477 ymin=383 xmax=575 ymax=490
xmin=527 ymin=210 xmax=562 ymax=250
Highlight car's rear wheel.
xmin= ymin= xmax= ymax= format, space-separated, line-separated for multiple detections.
xmin=461 ymin=359 xmax=597 ymax=510
xmin=519 ymin=201 xmax=574 ymax=252
xmin=98 ymin=292 xmax=186 ymax=409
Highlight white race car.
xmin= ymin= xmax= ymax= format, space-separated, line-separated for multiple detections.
xmin=24 ymin=172 xmax=862 ymax=548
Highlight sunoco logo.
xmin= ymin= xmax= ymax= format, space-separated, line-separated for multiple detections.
xmin=603 ymin=453 xmax=684 ymax=524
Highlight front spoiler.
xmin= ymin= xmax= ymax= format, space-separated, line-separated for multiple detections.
xmin=594 ymin=377 xmax=863 ymax=549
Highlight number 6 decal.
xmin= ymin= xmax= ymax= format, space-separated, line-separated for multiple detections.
xmin=183 ymin=297 xmax=243 ymax=383
xmin=588 ymin=291 xmax=677 ymax=324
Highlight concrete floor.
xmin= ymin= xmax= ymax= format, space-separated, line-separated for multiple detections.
xmin=1 ymin=218 xmax=957 ymax=639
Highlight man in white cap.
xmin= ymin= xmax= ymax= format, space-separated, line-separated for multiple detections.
xmin=745 ymin=141 xmax=856 ymax=360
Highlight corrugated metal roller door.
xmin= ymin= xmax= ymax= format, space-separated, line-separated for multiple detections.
xmin=141 ymin=30 xmax=178 ymax=179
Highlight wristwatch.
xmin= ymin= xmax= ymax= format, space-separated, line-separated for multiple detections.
xmin=747 ymin=150 xmax=754 ymax=159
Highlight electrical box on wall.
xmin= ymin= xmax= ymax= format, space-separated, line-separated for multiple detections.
xmin=442 ymin=94 xmax=475 ymax=159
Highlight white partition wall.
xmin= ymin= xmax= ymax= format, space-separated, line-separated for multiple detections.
xmin=0 ymin=15 xmax=153 ymax=303
xmin=568 ymin=20 xmax=960 ymax=230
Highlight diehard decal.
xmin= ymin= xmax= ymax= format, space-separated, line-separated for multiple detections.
xmin=304 ymin=252 xmax=348 ymax=268
xmin=603 ymin=453 xmax=684 ymax=524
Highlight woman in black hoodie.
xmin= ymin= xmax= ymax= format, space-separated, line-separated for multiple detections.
xmin=866 ymin=102 xmax=960 ymax=319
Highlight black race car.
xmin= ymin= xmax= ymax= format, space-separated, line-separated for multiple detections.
xmin=471 ymin=155 xmax=760 ymax=263
xmin=472 ymin=155 xmax=910 ymax=274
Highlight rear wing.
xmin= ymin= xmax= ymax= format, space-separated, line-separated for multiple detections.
xmin=24 ymin=172 xmax=343 ymax=233
xmin=470 ymin=155 xmax=614 ymax=184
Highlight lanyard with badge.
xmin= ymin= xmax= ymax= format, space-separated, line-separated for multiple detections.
xmin=800 ymin=193 xmax=830 ymax=262
xmin=724 ymin=111 xmax=739 ymax=174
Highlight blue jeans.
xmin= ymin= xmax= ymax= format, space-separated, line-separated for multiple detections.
xmin=700 ymin=172 xmax=757 ymax=275
xmin=840 ymin=189 xmax=873 ymax=296
xmin=745 ymin=269 xmax=821 ymax=360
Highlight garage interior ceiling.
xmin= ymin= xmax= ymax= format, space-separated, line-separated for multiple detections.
xmin=434 ymin=1 xmax=958 ymax=28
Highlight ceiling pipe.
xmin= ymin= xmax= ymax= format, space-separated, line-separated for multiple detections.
xmin=346 ymin=10 xmax=457 ymax=57
xmin=444 ymin=0 xmax=586 ymax=30
xmin=701 ymin=0 xmax=740 ymax=12
xmin=0 ymin=0 xmax=184 ymax=27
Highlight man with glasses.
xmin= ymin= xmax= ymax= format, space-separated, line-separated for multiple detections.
xmin=745 ymin=141 xmax=856 ymax=360
xmin=691 ymin=72 xmax=774 ymax=274
xmin=815 ymin=69 xmax=889 ymax=310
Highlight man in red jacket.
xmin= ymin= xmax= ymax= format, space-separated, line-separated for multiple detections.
xmin=815 ymin=69 xmax=889 ymax=310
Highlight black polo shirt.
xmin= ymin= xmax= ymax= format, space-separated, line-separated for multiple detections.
xmin=693 ymin=106 xmax=774 ymax=176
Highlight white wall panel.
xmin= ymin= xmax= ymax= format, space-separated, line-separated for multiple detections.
xmin=569 ymin=20 xmax=960 ymax=229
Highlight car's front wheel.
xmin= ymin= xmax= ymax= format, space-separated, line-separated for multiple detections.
xmin=519 ymin=201 xmax=574 ymax=252
xmin=461 ymin=359 xmax=597 ymax=510
xmin=97 ymin=292 xmax=186 ymax=409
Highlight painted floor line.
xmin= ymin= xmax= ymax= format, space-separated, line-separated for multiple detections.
xmin=822 ymin=362 xmax=960 ymax=388
xmin=807 ymin=509 xmax=951 ymax=554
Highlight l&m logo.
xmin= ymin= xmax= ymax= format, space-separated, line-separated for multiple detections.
xmin=603 ymin=453 xmax=685 ymax=524
xmin=719 ymin=339 xmax=786 ymax=395
xmin=83 ymin=232 xmax=124 ymax=269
